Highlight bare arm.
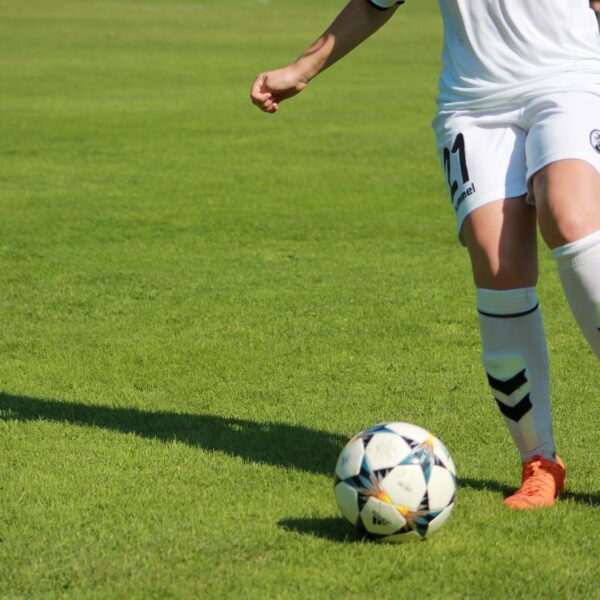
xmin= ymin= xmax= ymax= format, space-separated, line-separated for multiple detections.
xmin=250 ymin=0 xmax=400 ymax=113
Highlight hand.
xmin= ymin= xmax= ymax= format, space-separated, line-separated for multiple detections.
xmin=250 ymin=65 xmax=308 ymax=113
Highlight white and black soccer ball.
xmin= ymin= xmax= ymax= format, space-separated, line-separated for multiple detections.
xmin=334 ymin=422 xmax=456 ymax=542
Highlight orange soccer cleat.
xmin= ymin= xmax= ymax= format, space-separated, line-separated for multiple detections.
xmin=503 ymin=455 xmax=566 ymax=509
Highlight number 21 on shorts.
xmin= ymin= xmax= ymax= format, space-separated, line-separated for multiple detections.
xmin=443 ymin=133 xmax=475 ymax=212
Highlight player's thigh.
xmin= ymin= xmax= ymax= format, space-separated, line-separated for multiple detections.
xmin=462 ymin=197 xmax=538 ymax=290
xmin=526 ymin=92 xmax=600 ymax=249
xmin=434 ymin=111 xmax=537 ymax=289
xmin=533 ymin=160 xmax=600 ymax=249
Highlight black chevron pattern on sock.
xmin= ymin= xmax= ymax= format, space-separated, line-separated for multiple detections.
xmin=486 ymin=368 xmax=527 ymax=396
xmin=495 ymin=394 xmax=532 ymax=422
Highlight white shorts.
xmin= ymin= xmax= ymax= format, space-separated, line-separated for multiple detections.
xmin=433 ymin=91 xmax=600 ymax=237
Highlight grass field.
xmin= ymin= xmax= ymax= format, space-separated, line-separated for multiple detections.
xmin=1 ymin=0 xmax=600 ymax=597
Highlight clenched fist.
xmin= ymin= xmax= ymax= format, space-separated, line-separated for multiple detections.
xmin=250 ymin=65 xmax=308 ymax=113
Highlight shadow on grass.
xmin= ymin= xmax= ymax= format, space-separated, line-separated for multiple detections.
xmin=278 ymin=517 xmax=371 ymax=544
xmin=460 ymin=477 xmax=600 ymax=508
xmin=281 ymin=478 xmax=600 ymax=543
xmin=3 ymin=392 xmax=600 ymax=507
xmin=282 ymin=478 xmax=600 ymax=542
xmin=0 ymin=392 xmax=345 ymax=476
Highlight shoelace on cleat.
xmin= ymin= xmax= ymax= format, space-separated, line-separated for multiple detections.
xmin=517 ymin=457 xmax=560 ymax=497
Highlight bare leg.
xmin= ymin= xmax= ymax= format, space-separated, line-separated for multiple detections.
xmin=462 ymin=197 xmax=556 ymax=462
xmin=461 ymin=197 xmax=563 ymax=507
xmin=462 ymin=196 xmax=538 ymax=289
xmin=534 ymin=159 xmax=600 ymax=358
xmin=534 ymin=159 xmax=600 ymax=249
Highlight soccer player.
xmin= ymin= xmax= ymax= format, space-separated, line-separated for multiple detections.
xmin=250 ymin=0 xmax=600 ymax=509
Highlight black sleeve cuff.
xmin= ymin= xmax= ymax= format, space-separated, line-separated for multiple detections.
xmin=367 ymin=0 xmax=405 ymax=10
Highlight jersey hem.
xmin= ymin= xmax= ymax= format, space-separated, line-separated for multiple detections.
xmin=437 ymin=79 xmax=600 ymax=114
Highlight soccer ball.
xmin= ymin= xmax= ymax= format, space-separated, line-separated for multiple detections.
xmin=334 ymin=422 xmax=456 ymax=542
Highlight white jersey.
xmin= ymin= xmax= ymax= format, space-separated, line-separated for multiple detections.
xmin=371 ymin=0 xmax=600 ymax=111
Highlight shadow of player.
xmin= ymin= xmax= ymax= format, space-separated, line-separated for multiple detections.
xmin=0 ymin=391 xmax=345 ymax=476
xmin=280 ymin=477 xmax=600 ymax=544
xmin=459 ymin=477 xmax=600 ymax=508
xmin=3 ymin=392 xmax=600 ymax=508
xmin=278 ymin=517 xmax=371 ymax=544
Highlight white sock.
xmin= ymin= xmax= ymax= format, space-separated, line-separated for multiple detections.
xmin=477 ymin=287 xmax=556 ymax=461
xmin=552 ymin=230 xmax=600 ymax=359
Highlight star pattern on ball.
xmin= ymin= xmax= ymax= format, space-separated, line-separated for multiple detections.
xmin=334 ymin=422 xmax=456 ymax=542
xmin=399 ymin=434 xmax=435 ymax=484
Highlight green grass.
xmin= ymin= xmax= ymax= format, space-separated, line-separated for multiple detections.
xmin=1 ymin=0 xmax=599 ymax=597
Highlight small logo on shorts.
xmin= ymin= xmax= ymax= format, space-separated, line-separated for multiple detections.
xmin=591 ymin=130 xmax=600 ymax=154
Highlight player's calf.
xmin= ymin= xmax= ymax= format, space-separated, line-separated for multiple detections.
xmin=534 ymin=160 xmax=600 ymax=360
xmin=477 ymin=287 xmax=556 ymax=462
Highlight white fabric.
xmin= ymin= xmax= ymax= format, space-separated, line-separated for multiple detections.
xmin=369 ymin=0 xmax=404 ymax=6
xmin=553 ymin=231 xmax=600 ymax=359
xmin=477 ymin=288 xmax=556 ymax=461
xmin=433 ymin=92 xmax=600 ymax=233
xmin=370 ymin=0 xmax=600 ymax=110
xmin=477 ymin=287 xmax=538 ymax=317
xmin=436 ymin=0 xmax=600 ymax=111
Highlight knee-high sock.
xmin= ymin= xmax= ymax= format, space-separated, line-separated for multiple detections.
xmin=552 ymin=230 xmax=600 ymax=359
xmin=477 ymin=287 xmax=556 ymax=461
